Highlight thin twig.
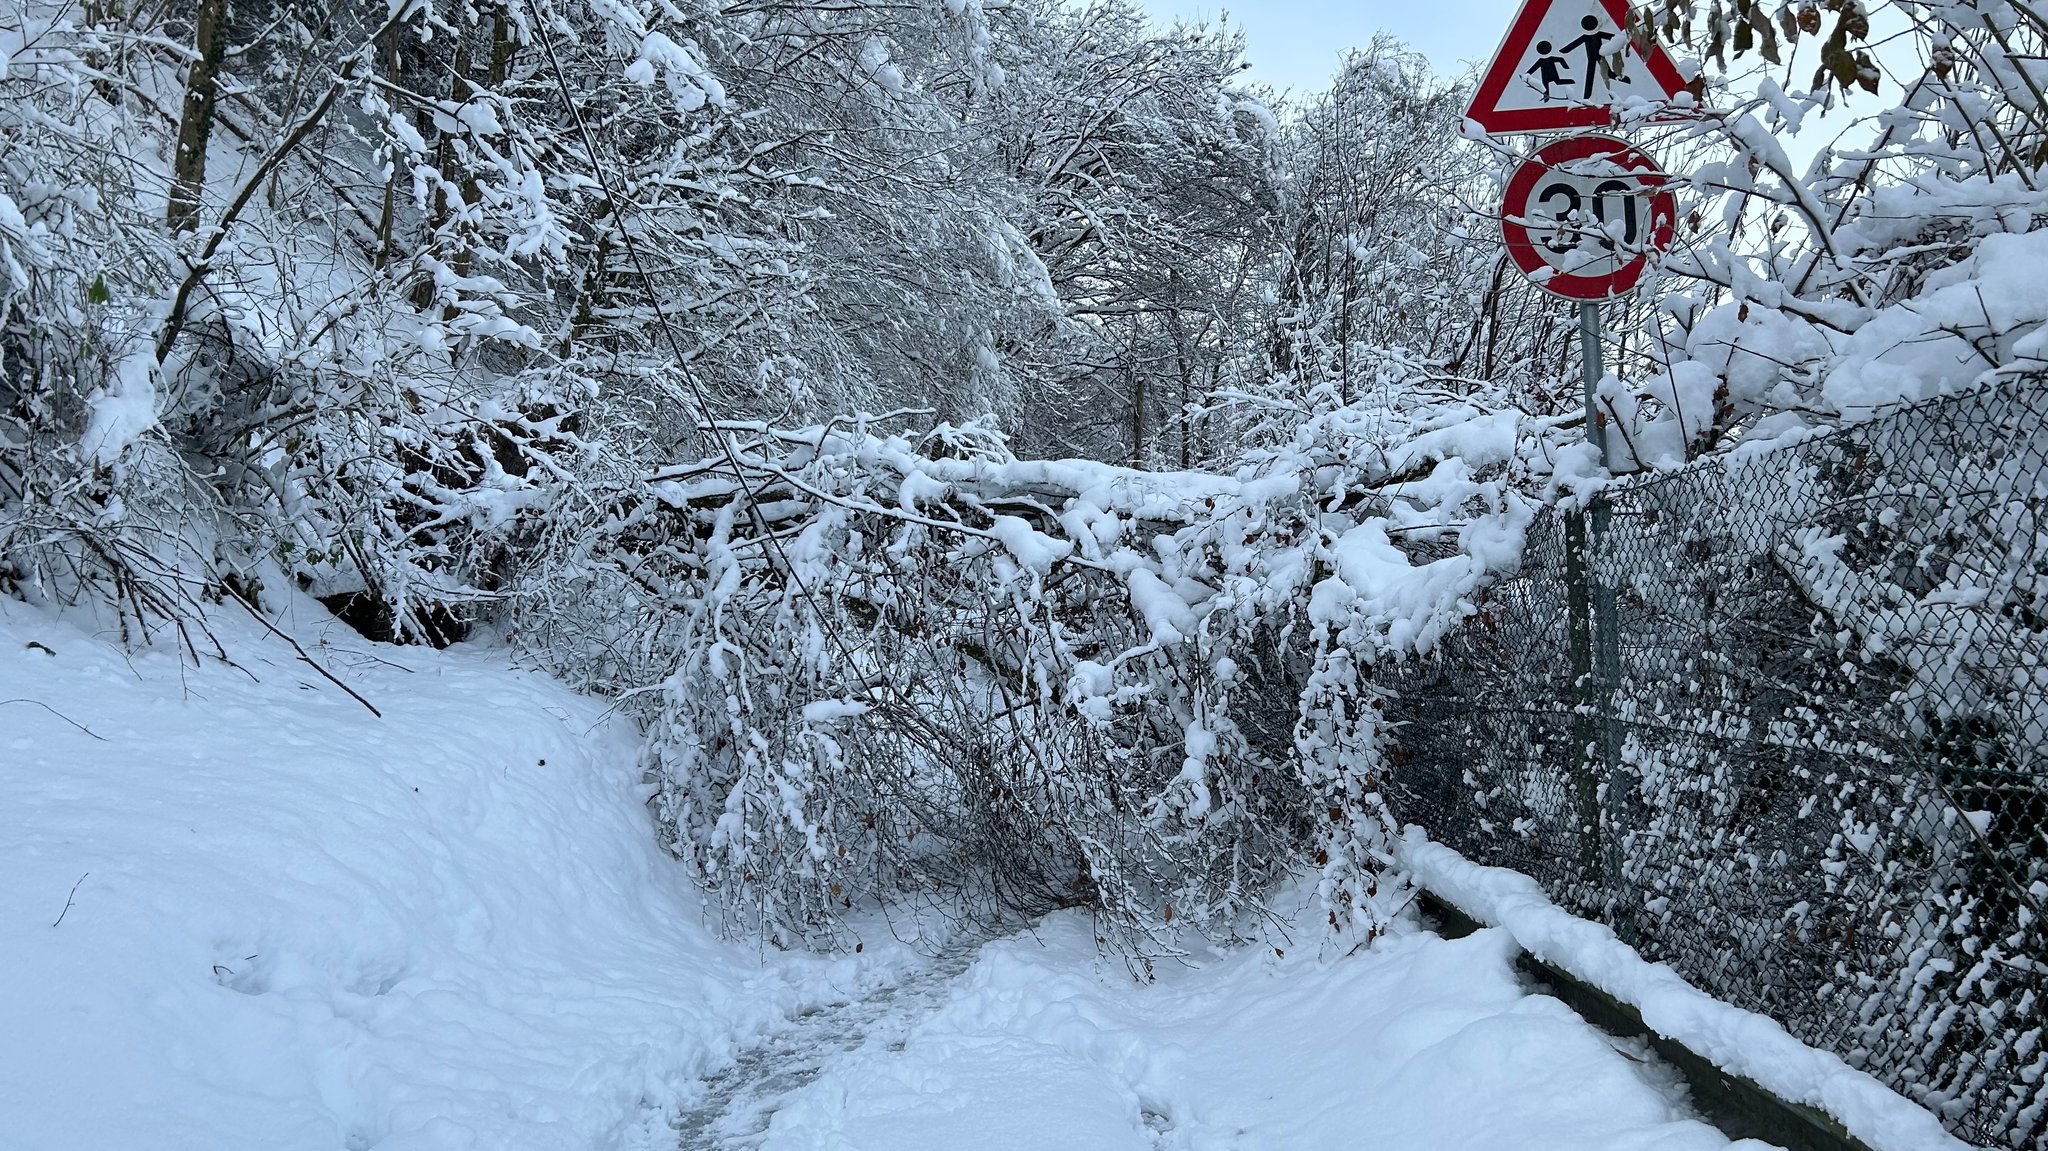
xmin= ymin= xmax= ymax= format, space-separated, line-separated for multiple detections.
xmin=0 ymin=699 xmax=109 ymax=741
xmin=52 ymin=873 xmax=89 ymax=927
xmin=227 ymin=595 xmax=383 ymax=718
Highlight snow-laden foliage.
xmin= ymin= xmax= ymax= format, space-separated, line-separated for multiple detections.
xmin=2 ymin=0 xmax=2044 ymax=958
xmin=539 ymin=364 xmax=1569 ymax=954
xmin=0 ymin=0 xmax=1317 ymax=642
xmin=0 ymin=0 xmax=1544 ymax=954
xmin=1563 ymin=0 xmax=2048 ymax=467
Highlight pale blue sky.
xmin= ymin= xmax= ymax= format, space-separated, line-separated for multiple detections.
xmin=1131 ymin=0 xmax=1913 ymax=163
xmin=1133 ymin=0 xmax=1513 ymax=94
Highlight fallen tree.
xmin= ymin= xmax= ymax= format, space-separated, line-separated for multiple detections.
xmin=514 ymin=365 xmax=1570 ymax=959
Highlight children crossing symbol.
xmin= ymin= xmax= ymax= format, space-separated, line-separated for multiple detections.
xmin=1467 ymin=0 xmax=1690 ymax=134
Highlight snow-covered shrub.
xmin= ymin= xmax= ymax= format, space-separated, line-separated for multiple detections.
xmin=0 ymin=0 xmax=605 ymax=638
xmin=0 ymin=7 xmax=192 ymax=632
xmin=539 ymin=361 xmax=1563 ymax=956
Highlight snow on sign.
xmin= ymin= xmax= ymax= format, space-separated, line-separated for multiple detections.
xmin=1501 ymin=134 xmax=1675 ymax=300
xmin=1466 ymin=0 xmax=1689 ymax=134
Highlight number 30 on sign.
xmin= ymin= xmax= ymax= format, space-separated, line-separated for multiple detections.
xmin=1502 ymin=135 xmax=1675 ymax=301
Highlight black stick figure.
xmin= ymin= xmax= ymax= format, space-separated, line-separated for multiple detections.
xmin=1525 ymin=40 xmax=1571 ymax=100
xmin=1562 ymin=15 xmax=1618 ymax=100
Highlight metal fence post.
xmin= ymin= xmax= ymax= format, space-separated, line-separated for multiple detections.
xmin=1578 ymin=302 xmax=1624 ymax=892
xmin=1564 ymin=506 xmax=1602 ymax=881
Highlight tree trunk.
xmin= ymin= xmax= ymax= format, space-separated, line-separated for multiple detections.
xmin=375 ymin=19 xmax=402 ymax=269
xmin=1127 ymin=326 xmax=1146 ymax=468
xmin=561 ymin=229 xmax=613 ymax=356
xmin=413 ymin=16 xmax=477 ymax=309
xmin=1165 ymin=271 xmax=1194 ymax=470
xmin=167 ymin=0 xmax=231 ymax=234
xmin=488 ymin=3 xmax=518 ymax=86
xmin=452 ymin=6 xmax=517 ymax=283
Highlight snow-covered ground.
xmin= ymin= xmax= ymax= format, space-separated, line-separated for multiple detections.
xmin=0 ymin=597 xmax=910 ymax=1151
xmin=749 ymin=906 xmax=1773 ymax=1151
xmin=1399 ymin=835 xmax=1969 ymax=1151
xmin=0 ymin=595 xmax=1888 ymax=1151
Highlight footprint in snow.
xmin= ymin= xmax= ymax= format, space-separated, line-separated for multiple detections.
xmin=671 ymin=942 xmax=984 ymax=1150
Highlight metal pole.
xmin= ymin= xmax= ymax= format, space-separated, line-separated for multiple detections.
xmin=1566 ymin=303 xmax=1601 ymax=880
xmin=1579 ymin=302 xmax=1606 ymax=467
xmin=1578 ymin=301 xmax=1626 ymax=898
xmin=1564 ymin=498 xmax=1599 ymax=880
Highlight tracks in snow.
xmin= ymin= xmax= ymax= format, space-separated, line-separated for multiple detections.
xmin=672 ymin=942 xmax=985 ymax=1150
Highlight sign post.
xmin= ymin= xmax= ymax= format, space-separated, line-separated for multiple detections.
xmin=1469 ymin=0 xmax=1688 ymax=881
xmin=1574 ymin=296 xmax=1621 ymax=889
xmin=1493 ymin=130 xmax=1672 ymax=881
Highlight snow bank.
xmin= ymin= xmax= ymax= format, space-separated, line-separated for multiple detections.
xmin=1396 ymin=829 xmax=1970 ymax=1151
xmin=0 ymin=598 xmax=902 ymax=1151
xmin=754 ymin=899 xmax=1773 ymax=1151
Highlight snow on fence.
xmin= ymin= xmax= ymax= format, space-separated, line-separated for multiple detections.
xmin=1381 ymin=372 xmax=2048 ymax=1150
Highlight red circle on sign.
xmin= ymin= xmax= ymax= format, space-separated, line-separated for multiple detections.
xmin=1502 ymin=135 xmax=1675 ymax=301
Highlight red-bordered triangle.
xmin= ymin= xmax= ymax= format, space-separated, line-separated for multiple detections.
xmin=1466 ymin=0 xmax=1690 ymax=135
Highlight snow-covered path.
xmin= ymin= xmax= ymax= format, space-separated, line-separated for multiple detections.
xmin=0 ymin=599 xmax=911 ymax=1151
xmin=674 ymin=943 xmax=986 ymax=1150
xmin=694 ymin=905 xmax=1775 ymax=1151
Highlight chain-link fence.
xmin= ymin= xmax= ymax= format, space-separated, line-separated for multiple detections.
xmin=1381 ymin=373 xmax=2048 ymax=1150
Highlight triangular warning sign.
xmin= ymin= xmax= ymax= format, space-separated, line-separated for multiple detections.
xmin=1466 ymin=0 xmax=1690 ymax=134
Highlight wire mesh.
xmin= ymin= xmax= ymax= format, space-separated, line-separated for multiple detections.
xmin=1381 ymin=373 xmax=2048 ymax=1149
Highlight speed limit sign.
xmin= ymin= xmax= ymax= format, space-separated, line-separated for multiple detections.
xmin=1502 ymin=135 xmax=1675 ymax=300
